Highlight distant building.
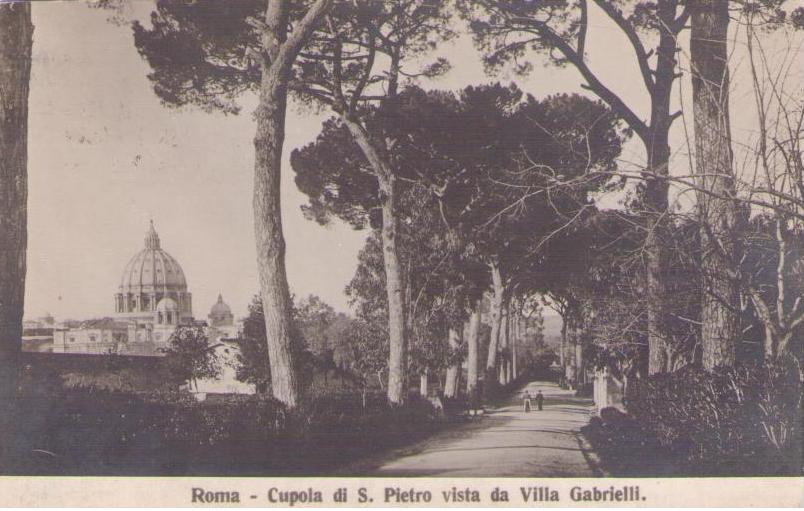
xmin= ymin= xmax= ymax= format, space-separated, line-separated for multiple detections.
xmin=191 ymin=295 xmax=253 ymax=398
xmin=23 ymin=312 xmax=55 ymax=330
xmin=53 ymin=318 xmax=128 ymax=355
xmin=191 ymin=338 xmax=255 ymax=399
xmin=35 ymin=222 xmax=254 ymax=396
xmin=52 ymin=222 xmax=194 ymax=355
xmin=207 ymin=294 xmax=239 ymax=341
xmin=115 ymin=220 xmax=194 ymax=328
xmin=52 ymin=222 xmax=244 ymax=355
xmin=22 ymin=313 xmax=56 ymax=353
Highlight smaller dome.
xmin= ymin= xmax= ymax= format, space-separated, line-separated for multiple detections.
xmin=209 ymin=294 xmax=234 ymax=327
xmin=156 ymin=297 xmax=179 ymax=312
xmin=210 ymin=294 xmax=232 ymax=315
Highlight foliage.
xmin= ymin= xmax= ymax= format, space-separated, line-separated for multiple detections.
xmin=132 ymin=0 xmax=454 ymax=115
xmin=741 ymin=214 xmax=804 ymax=359
xmin=519 ymin=335 xmax=558 ymax=375
xmin=8 ymin=385 xmax=440 ymax=476
xmin=161 ymin=327 xmax=221 ymax=389
xmin=581 ymin=408 xmax=663 ymax=476
xmin=133 ymin=0 xmax=262 ymax=114
xmin=295 ymin=295 xmax=339 ymax=355
xmin=236 ymin=294 xmax=354 ymax=394
xmin=295 ymin=83 xmax=626 ymax=390
xmin=560 ymin=211 xmax=703 ymax=376
xmin=292 ymin=0 xmax=455 ymax=119
xmin=294 ymin=84 xmax=625 ymax=244
xmin=585 ymin=360 xmax=803 ymax=476
xmin=629 ymin=361 xmax=802 ymax=466
xmin=235 ymin=295 xmax=270 ymax=392
xmin=333 ymin=317 xmax=389 ymax=391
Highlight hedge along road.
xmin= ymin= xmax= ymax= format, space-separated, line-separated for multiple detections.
xmin=348 ymin=381 xmax=603 ymax=477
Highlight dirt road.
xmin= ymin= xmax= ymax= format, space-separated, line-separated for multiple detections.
xmin=352 ymin=381 xmax=603 ymax=477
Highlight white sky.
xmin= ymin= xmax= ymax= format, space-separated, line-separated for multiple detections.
xmin=23 ymin=1 xmax=798 ymax=321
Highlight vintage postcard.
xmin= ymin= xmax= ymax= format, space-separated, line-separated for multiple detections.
xmin=0 ymin=0 xmax=802 ymax=507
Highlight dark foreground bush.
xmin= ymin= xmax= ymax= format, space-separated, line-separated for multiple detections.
xmin=581 ymin=408 xmax=671 ymax=476
xmin=4 ymin=386 xmax=440 ymax=476
xmin=583 ymin=361 xmax=802 ymax=476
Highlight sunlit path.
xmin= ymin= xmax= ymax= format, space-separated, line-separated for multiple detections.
xmin=350 ymin=381 xmax=602 ymax=477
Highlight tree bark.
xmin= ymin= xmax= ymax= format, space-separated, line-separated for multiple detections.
xmin=466 ymin=298 xmax=481 ymax=399
xmin=511 ymin=310 xmax=518 ymax=380
xmin=0 ymin=2 xmax=33 ymax=470
xmin=643 ymin=5 xmax=677 ymax=374
xmin=690 ymin=0 xmax=740 ymax=370
xmin=443 ymin=327 xmax=461 ymax=398
xmin=378 ymin=172 xmax=407 ymax=404
xmin=419 ymin=370 xmax=428 ymax=398
xmin=253 ymin=0 xmax=331 ymax=408
xmin=559 ymin=314 xmax=567 ymax=369
xmin=341 ymin=117 xmax=408 ymax=405
xmin=763 ymin=323 xmax=774 ymax=360
xmin=253 ymin=78 xmax=299 ymax=408
xmin=498 ymin=301 xmax=509 ymax=385
xmin=505 ymin=302 xmax=511 ymax=383
xmin=485 ymin=261 xmax=504 ymax=394
xmin=565 ymin=318 xmax=578 ymax=387
xmin=326 ymin=31 xmax=407 ymax=405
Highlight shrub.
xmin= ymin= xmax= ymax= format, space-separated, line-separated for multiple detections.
xmin=622 ymin=360 xmax=802 ymax=475
xmin=581 ymin=408 xmax=665 ymax=476
xmin=8 ymin=386 xmax=439 ymax=476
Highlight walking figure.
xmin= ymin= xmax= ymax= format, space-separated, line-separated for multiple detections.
xmin=522 ymin=390 xmax=532 ymax=412
xmin=535 ymin=390 xmax=544 ymax=411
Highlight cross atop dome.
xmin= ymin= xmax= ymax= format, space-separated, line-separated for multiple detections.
xmin=145 ymin=220 xmax=161 ymax=249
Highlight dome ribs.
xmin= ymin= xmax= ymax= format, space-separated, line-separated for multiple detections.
xmin=114 ymin=222 xmax=192 ymax=322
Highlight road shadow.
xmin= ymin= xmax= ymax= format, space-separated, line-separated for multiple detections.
xmin=337 ymin=414 xmax=516 ymax=476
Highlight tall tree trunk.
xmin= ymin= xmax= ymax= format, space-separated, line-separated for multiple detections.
xmin=638 ymin=0 xmax=681 ymax=375
xmin=485 ymin=261 xmax=504 ymax=395
xmin=690 ymin=0 xmax=740 ymax=369
xmin=466 ymin=298 xmax=481 ymax=399
xmin=565 ymin=318 xmax=577 ymax=387
xmin=378 ymin=172 xmax=407 ymax=404
xmin=505 ymin=302 xmax=511 ymax=383
xmin=341 ymin=117 xmax=408 ymax=405
xmin=559 ymin=314 xmax=567 ymax=369
xmin=443 ymin=327 xmax=461 ymax=398
xmin=498 ymin=301 xmax=509 ymax=385
xmin=645 ymin=257 xmax=669 ymax=367
xmin=0 ymin=2 xmax=33 ymax=470
xmin=419 ymin=370 xmax=428 ymax=398
xmin=253 ymin=78 xmax=299 ymax=407
xmin=644 ymin=172 xmax=670 ymax=375
xmin=511 ymin=310 xmax=518 ymax=380
xmin=253 ymin=0 xmax=331 ymax=408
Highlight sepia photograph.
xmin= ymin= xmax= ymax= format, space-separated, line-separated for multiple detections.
xmin=0 ymin=0 xmax=802 ymax=504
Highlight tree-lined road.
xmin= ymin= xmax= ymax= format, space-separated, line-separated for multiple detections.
xmin=351 ymin=382 xmax=603 ymax=477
